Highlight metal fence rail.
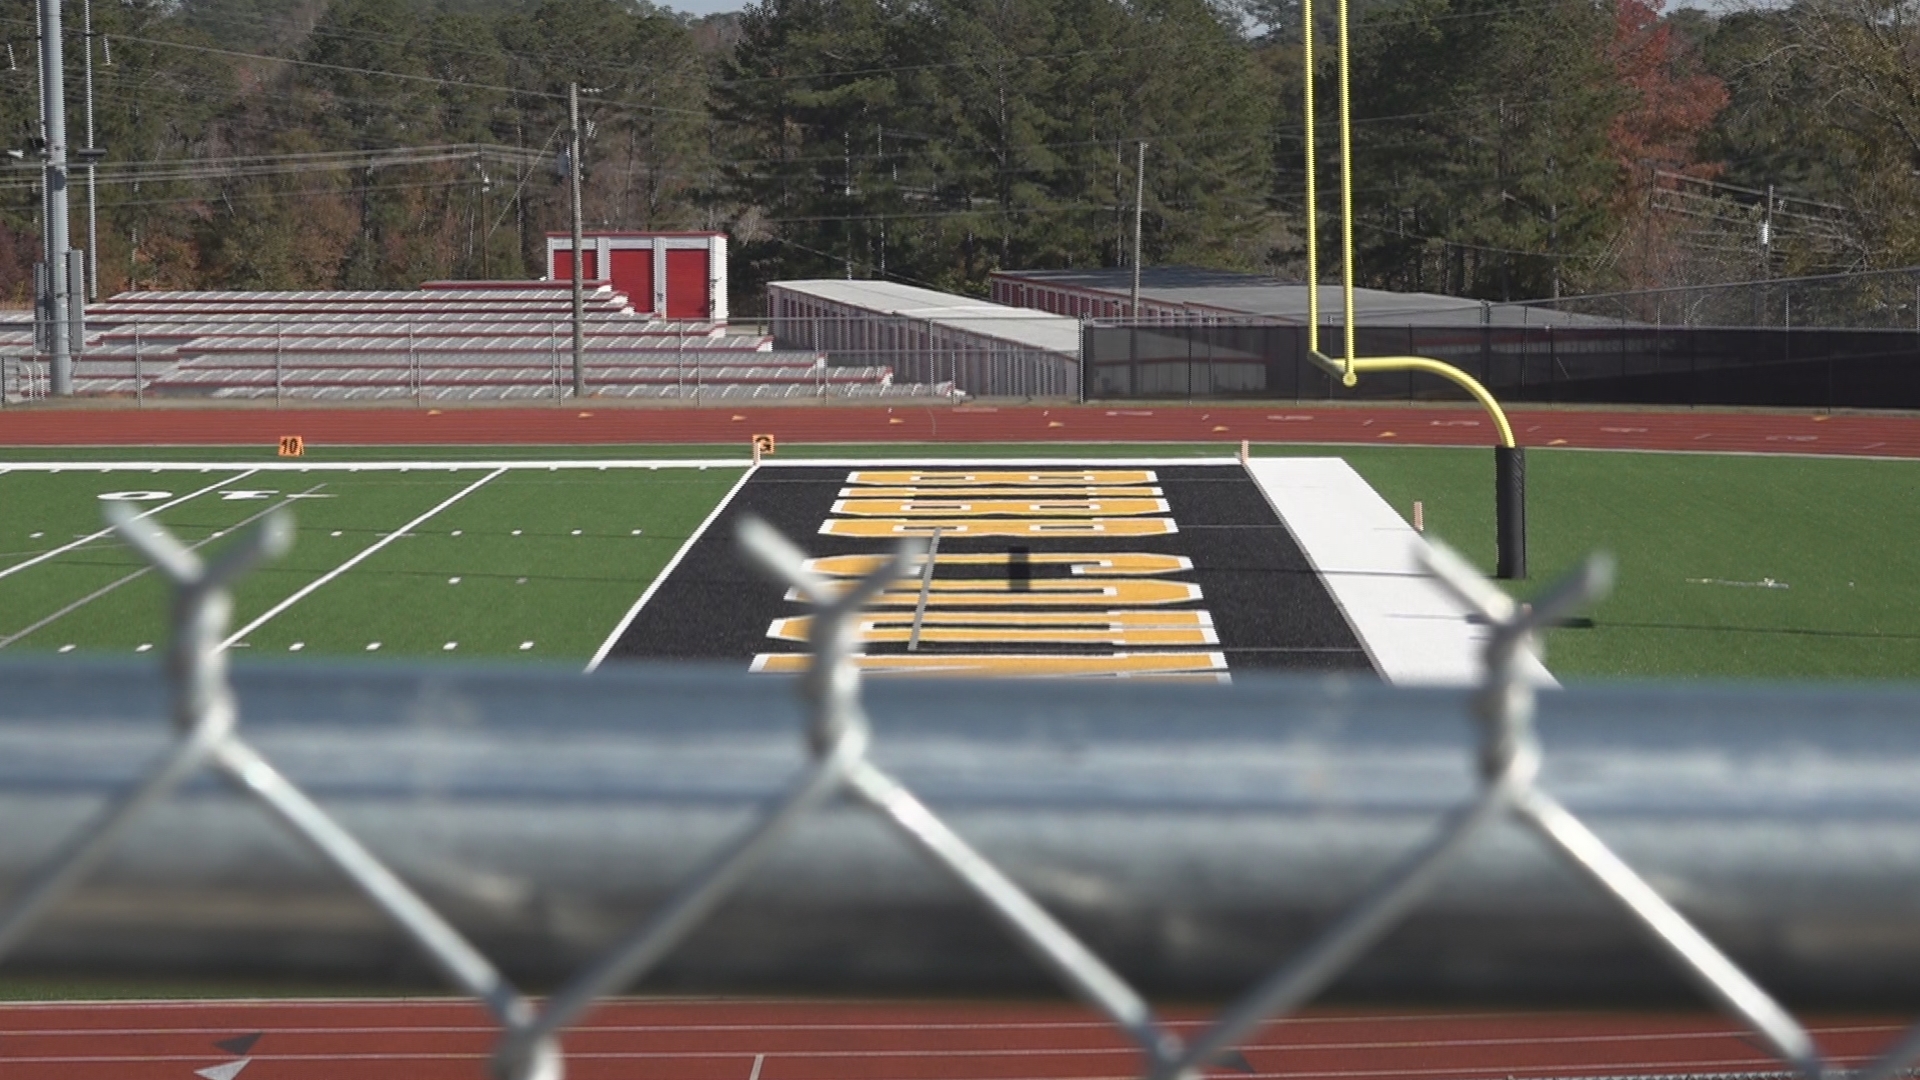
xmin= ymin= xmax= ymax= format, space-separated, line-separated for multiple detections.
xmin=2 ymin=508 xmax=1919 ymax=1080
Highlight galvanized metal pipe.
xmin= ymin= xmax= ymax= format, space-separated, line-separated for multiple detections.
xmin=1 ymin=659 xmax=1918 ymax=1005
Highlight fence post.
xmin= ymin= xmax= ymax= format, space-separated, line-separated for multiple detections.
xmin=275 ymin=330 xmax=283 ymax=408
xmin=134 ymin=322 xmax=142 ymax=408
xmin=410 ymin=322 xmax=420 ymax=409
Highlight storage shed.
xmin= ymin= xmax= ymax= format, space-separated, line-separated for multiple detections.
xmin=547 ymin=232 xmax=728 ymax=323
xmin=768 ymin=279 xmax=1078 ymax=399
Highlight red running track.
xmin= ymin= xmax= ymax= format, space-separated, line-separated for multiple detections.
xmin=0 ymin=999 xmax=1908 ymax=1080
xmin=3 ymin=404 xmax=1920 ymax=457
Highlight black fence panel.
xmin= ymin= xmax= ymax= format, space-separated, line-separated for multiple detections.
xmin=1082 ymin=323 xmax=1920 ymax=409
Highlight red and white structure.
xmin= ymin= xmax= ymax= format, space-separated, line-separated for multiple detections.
xmin=546 ymin=232 xmax=728 ymax=323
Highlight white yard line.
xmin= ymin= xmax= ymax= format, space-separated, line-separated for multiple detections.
xmin=585 ymin=465 xmax=759 ymax=673
xmin=1243 ymin=457 xmax=1556 ymax=688
xmin=0 ymin=470 xmax=259 ymax=583
xmin=219 ymin=468 xmax=507 ymax=651
xmin=0 ymin=490 xmax=319 ymax=649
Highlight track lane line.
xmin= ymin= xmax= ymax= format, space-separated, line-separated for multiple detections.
xmin=585 ymin=464 xmax=757 ymax=673
xmin=0 ymin=469 xmax=259 ymax=582
xmin=219 ymin=468 xmax=506 ymax=651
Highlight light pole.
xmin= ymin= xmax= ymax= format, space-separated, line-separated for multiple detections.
xmin=569 ymin=81 xmax=586 ymax=399
xmin=37 ymin=0 xmax=72 ymax=395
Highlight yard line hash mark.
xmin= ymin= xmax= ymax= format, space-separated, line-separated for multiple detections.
xmin=0 ymin=488 xmax=324 ymax=650
xmin=220 ymin=468 xmax=507 ymax=651
xmin=0 ymin=470 xmax=260 ymax=584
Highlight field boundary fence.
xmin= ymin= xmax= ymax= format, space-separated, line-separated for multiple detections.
xmin=1083 ymin=317 xmax=1920 ymax=408
xmin=3 ymin=505 xmax=1920 ymax=1079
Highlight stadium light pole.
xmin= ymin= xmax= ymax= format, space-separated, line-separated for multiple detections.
xmin=568 ymin=81 xmax=586 ymax=399
xmin=38 ymin=0 xmax=72 ymax=396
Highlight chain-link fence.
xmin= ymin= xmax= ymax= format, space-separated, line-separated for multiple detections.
xmin=4 ymin=503 xmax=1920 ymax=1080
xmin=1510 ymin=267 xmax=1920 ymax=331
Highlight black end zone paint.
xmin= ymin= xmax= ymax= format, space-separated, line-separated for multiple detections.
xmin=606 ymin=465 xmax=1371 ymax=674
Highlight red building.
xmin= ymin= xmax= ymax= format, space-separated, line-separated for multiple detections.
xmin=546 ymin=232 xmax=728 ymax=323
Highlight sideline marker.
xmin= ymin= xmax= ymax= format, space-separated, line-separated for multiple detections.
xmin=1238 ymin=439 xmax=1250 ymax=466
xmin=277 ymin=435 xmax=305 ymax=457
xmin=1413 ymin=500 xmax=1425 ymax=532
xmin=752 ymin=434 xmax=776 ymax=464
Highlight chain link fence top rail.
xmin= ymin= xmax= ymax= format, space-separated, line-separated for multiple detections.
xmin=2 ymin=505 xmax=1920 ymax=1080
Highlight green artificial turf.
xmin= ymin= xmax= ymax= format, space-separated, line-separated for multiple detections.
xmin=4 ymin=445 xmax=1918 ymax=679
xmin=0 ymin=463 xmax=744 ymax=662
xmin=1322 ymin=446 xmax=1920 ymax=681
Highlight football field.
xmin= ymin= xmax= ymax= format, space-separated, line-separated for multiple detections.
xmin=5 ymin=444 xmax=1920 ymax=680
xmin=0 ymin=460 xmax=744 ymax=661
xmin=0 ymin=451 xmax=1493 ymax=683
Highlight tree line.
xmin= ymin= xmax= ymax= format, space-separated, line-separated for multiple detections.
xmin=0 ymin=0 xmax=1914 ymax=313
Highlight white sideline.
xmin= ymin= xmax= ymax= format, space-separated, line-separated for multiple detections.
xmin=0 ymin=459 xmax=750 ymax=472
xmin=0 ymin=469 xmax=259 ymax=583
xmin=0 ymin=456 xmax=1242 ymax=472
xmin=585 ymin=465 xmax=759 ymax=673
xmin=219 ymin=468 xmax=507 ymax=651
xmin=1243 ymin=458 xmax=1556 ymax=688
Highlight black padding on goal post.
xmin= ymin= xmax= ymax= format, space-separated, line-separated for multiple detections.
xmin=1495 ymin=446 xmax=1527 ymax=580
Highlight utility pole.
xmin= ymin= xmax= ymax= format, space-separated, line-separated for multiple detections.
xmin=82 ymin=0 xmax=97 ymax=301
xmin=1131 ymin=140 xmax=1146 ymax=316
xmin=568 ymin=81 xmax=586 ymax=399
xmin=38 ymin=0 xmax=72 ymax=396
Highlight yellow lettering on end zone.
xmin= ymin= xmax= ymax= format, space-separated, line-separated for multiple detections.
xmin=805 ymin=552 xmax=1194 ymax=577
xmin=841 ymin=486 xmax=1163 ymax=499
xmin=768 ymin=614 xmax=1217 ymax=647
xmin=752 ymin=652 xmax=1228 ymax=679
xmin=791 ymin=579 xmax=1202 ymax=607
xmin=847 ymin=470 xmax=1157 ymax=486
xmin=822 ymin=518 xmax=1177 ymax=539
xmin=832 ymin=498 xmax=1170 ymax=518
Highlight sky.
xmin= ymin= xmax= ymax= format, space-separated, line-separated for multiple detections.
xmin=664 ymin=0 xmax=748 ymax=14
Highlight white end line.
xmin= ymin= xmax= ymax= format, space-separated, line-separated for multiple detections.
xmin=0 ymin=470 xmax=260 ymax=584
xmin=586 ymin=465 xmax=758 ymax=673
xmin=220 ymin=468 xmax=507 ymax=651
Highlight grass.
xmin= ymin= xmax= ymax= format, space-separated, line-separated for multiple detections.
xmin=0 ymin=463 xmax=744 ymax=662
xmin=4 ymin=443 xmax=1917 ymax=679
xmin=1324 ymin=446 xmax=1920 ymax=680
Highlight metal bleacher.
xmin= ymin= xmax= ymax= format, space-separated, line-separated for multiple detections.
xmin=5 ymin=285 xmax=962 ymax=404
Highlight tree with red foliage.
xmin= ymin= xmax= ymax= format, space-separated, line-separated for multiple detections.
xmin=1607 ymin=0 xmax=1731 ymax=288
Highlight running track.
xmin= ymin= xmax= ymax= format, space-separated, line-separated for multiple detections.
xmin=3 ymin=401 xmax=1915 ymax=1079
xmin=3 ymin=404 xmax=1920 ymax=457
xmin=1 ymin=999 xmax=1909 ymax=1080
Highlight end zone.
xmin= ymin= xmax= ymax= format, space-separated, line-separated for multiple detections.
xmin=595 ymin=457 xmax=1532 ymax=685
